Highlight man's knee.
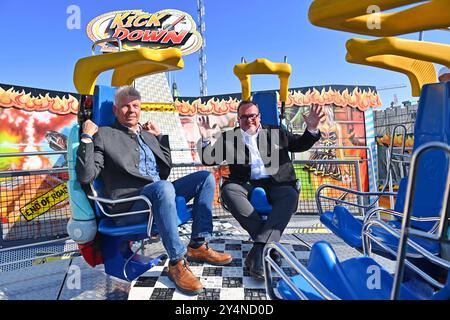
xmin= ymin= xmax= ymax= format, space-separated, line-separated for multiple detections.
xmin=153 ymin=180 xmax=176 ymax=200
xmin=285 ymin=187 xmax=299 ymax=201
xmin=199 ymin=170 xmax=215 ymax=189
xmin=220 ymin=183 xmax=243 ymax=201
xmin=271 ymin=187 xmax=299 ymax=212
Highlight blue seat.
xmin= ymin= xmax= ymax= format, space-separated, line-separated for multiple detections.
xmin=220 ymin=183 xmax=272 ymax=222
xmin=318 ymin=82 xmax=450 ymax=258
xmin=250 ymin=187 xmax=272 ymax=221
xmin=265 ymin=141 xmax=450 ymax=300
xmin=69 ymin=85 xmax=192 ymax=281
xmin=92 ymin=183 xmax=192 ymax=281
xmin=320 ymin=202 xmax=440 ymax=257
xmin=274 ymin=241 xmax=448 ymax=300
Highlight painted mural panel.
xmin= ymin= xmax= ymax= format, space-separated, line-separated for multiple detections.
xmin=175 ymin=85 xmax=381 ymax=206
xmin=0 ymin=84 xmax=79 ymax=170
xmin=0 ymin=84 xmax=79 ymax=244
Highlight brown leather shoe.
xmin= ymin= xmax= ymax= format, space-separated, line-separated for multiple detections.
xmin=187 ymin=243 xmax=233 ymax=266
xmin=168 ymin=259 xmax=203 ymax=295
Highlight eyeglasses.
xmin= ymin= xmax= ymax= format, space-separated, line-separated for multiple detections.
xmin=238 ymin=113 xmax=260 ymax=121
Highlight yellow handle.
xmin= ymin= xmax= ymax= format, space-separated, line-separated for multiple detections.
xmin=346 ymin=37 xmax=450 ymax=96
xmin=309 ymin=0 xmax=450 ymax=37
xmin=233 ymin=58 xmax=292 ymax=102
xmin=73 ymin=47 xmax=184 ymax=95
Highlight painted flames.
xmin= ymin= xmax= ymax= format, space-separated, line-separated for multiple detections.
xmin=175 ymin=87 xmax=381 ymax=116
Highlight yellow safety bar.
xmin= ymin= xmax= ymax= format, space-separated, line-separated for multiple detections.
xmin=309 ymin=0 xmax=450 ymax=37
xmin=233 ymin=58 xmax=292 ymax=102
xmin=347 ymin=54 xmax=436 ymax=97
xmin=346 ymin=37 xmax=450 ymax=96
xmin=73 ymin=47 xmax=184 ymax=95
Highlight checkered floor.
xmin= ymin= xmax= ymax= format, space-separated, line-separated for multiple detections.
xmin=128 ymin=239 xmax=311 ymax=300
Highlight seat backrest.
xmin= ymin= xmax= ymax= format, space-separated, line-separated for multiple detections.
xmin=249 ymin=187 xmax=273 ymax=216
xmin=91 ymin=85 xmax=117 ymax=218
xmin=307 ymin=241 xmax=356 ymax=299
xmin=394 ymin=82 xmax=450 ymax=231
xmin=93 ymin=85 xmax=117 ymax=127
xmin=253 ymin=91 xmax=280 ymax=126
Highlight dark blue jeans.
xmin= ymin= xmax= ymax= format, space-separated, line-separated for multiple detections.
xmin=129 ymin=170 xmax=215 ymax=261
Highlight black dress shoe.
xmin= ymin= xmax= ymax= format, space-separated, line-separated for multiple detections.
xmin=269 ymin=250 xmax=282 ymax=267
xmin=248 ymin=245 xmax=264 ymax=280
xmin=244 ymin=245 xmax=256 ymax=269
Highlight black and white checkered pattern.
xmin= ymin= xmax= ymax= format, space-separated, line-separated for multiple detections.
xmin=140 ymin=111 xmax=193 ymax=163
xmin=128 ymin=239 xmax=310 ymax=300
xmin=134 ymin=73 xmax=173 ymax=103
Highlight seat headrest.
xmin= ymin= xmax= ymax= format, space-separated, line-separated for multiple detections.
xmin=92 ymin=85 xmax=117 ymax=127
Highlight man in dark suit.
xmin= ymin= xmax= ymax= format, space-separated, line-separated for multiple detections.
xmin=199 ymin=100 xmax=324 ymax=279
xmin=76 ymin=86 xmax=232 ymax=295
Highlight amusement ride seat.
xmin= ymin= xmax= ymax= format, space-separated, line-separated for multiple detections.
xmin=317 ymin=82 xmax=450 ymax=260
xmin=262 ymin=0 xmax=450 ymax=300
xmin=67 ymin=43 xmax=192 ymax=281
xmin=263 ymin=141 xmax=450 ymax=300
xmin=68 ymin=85 xmax=193 ymax=281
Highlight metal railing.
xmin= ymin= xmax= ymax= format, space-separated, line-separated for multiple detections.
xmin=1 ymin=147 xmax=371 ymax=244
xmin=0 ymin=146 xmax=370 ymax=274
xmin=0 ymin=151 xmax=70 ymax=249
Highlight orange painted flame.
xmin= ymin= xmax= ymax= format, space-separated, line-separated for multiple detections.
xmin=286 ymin=87 xmax=381 ymax=111
xmin=176 ymin=97 xmax=240 ymax=116
xmin=175 ymin=87 xmax=381 ymax=116
xmin=0 ymin=86 xmax=79 ymax=115
xmin=175 ymin=99 xmax=197 ymax=116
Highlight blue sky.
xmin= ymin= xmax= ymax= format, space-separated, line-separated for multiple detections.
xmin=0 ymin=0 xmax=448 ymax=108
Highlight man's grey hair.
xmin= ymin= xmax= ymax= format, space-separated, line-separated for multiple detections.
xmin=114 ymin=86 xmax=141 ymax=106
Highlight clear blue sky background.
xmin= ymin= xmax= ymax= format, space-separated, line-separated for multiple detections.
xmin=0 ymin=0 xmax=448 ymax=108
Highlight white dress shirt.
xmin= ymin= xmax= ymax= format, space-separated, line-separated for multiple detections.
xmin=202 ymin=125 xmax=319 ymax=180
xmin=241 ymin=126 xmax=320 ymax=180
xmin=240 ymin=126 xmax=270 ymax=180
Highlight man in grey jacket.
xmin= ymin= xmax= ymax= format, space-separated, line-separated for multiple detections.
xmin=76 ymin=86 xmax=232 ymax=295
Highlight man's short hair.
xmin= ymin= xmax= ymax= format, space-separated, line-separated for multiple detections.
xmin=237 ymin=100 xmax=259 ymax=115
xmin=114 ymin=86 xmax=141 ymax=106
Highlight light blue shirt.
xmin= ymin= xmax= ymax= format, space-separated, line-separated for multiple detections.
xmin=136 ymin=132 xmax=161 ymax=182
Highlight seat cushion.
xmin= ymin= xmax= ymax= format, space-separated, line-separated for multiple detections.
xmin=98 ymin=218 xmax=148 ymax=237
xmin=320 ymin=206 xmax=363 ymax=248
xmin=277 ymin=241 xmax=420 ymax=300
xmin=370 ymin=220 xmax=440 ymax=256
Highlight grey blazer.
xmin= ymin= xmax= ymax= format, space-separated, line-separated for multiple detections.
xmin=76 ymin=120 xmax=172 ymax=214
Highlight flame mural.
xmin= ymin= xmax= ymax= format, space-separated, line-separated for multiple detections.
xmin=285 ymin=87 xmax=381 ymax=111
xmin=175 ymin=86 xmax=381 ymax=116
xmin=175 ymin=96 xmax=240 ymax=116
xmin=0 ymin=86 xmax=79 ymax=115
xmin=0 ymin=85 xmax=78 ymax=170
xmin=0 ymin=84 xmax=78 ymax=227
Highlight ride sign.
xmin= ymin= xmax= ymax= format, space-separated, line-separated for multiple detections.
xmin=87 ymin=9 xmax=203 ymax=55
